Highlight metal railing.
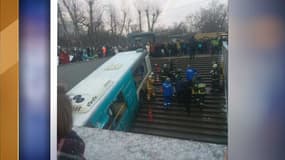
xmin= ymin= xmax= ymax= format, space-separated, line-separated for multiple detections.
xmin=221 ymin=41 xmax=228 ymax=111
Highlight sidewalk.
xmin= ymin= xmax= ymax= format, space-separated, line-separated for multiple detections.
xmin=74 ymin=127 xmax=226 ymax=160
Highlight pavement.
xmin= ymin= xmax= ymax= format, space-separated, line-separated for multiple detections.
xmin=74 ymin=127 xmax=226 ymax=160
xmin=58 ymin=57 xmax=109 ymax=91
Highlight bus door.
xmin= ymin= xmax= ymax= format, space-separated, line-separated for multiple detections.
xmin=104 ymin=92 xmax=128 ymax=130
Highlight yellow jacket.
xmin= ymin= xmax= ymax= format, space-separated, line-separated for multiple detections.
xmin=147 ymin=77 xmax=155 ymax=89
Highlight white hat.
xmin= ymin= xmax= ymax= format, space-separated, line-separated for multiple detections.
xmin=213 ymin=64 xmax=218 ymax=68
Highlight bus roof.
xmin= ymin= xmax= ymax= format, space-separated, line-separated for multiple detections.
xmin=67 ymin=50 xmax=145 ymax=126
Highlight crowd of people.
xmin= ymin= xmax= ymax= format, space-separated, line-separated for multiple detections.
xmin=58 ymin=36 xmax=224 ymax=65
xmin=144 ymin=37 xmax=223 ymax=58
xmin=58 ymin=45 xmax=128 ymax=65
xmin=146 ymin=61 xmax=223 ymax=114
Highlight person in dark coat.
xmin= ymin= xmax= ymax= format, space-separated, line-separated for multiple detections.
xmin=182 ymin=42 xmax=187 ymax=56
xmin=86 ymin=48 xmax=91 ymax=57
xmin=160 ymin=64 xmax=169 ymax=82
xmin=57 ymin=86 xmax=85 ymax=160
xmin=169 ymin=60 xmax=177 ymax=84
xmin=174 ymin=68 xmax=182 ymax=83
xmin=175 ymin=76 xmax=185 ymax=104
xmin=72 ymin=48 xmax=84 ymax=62
xmin=210 ymin=63 xmax=221 ymax=92
xmin=154 ymin=64 xmax=161 ymax=83
xmin=189 ymin=37 xmax=196 ymax=59
xmin=183 ymin=80 xmax=193 ymax=114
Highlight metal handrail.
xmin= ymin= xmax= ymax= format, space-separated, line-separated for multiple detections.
xmin=108 ymin=103 xmax=127 ymax=130
xmin=221 ymin=41 xmax=228 ymax=111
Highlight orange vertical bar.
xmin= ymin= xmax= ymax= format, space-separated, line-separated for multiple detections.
xmin=0 ymin=0 xmax=19 ymax=159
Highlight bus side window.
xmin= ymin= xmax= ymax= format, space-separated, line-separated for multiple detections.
xmin=106 ymin=92 xmax=128 ymax=130
xmin=133 ymin=61 xmax=147 ymax=87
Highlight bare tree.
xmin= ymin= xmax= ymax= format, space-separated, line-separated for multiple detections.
xmin=134 ymin=0 xmax=143 ymax=32
xmin=58 ymin=4 xmax=68 ymax=36
xmin=138 ymin=10 xmax=143 ymax=32
xmin=185 ymin=15 xmax=199 ymax=32
xmin=150 ymin=7 xmax=161 ymax=32
xmin=87 ymin=0 xmax=95 ymax=34
xmin=187 ymin=0 xmax=228 ymax=33
xmin=107 ymin=4 xmax=118 ymax=35
xmin=125 ymin=18 xmax=132 ymax=34
xmin=170 ymin=22 xmax=188 ymax=34
xmin=143 ymin=0 xmax=161 ymax=32
xmin=86 ymin=0 xmax=104 ymax=33
xmin=106 ymin=3 xmax=129 ymax=36
xmin=61 ymin=0 xmax=87 ymax=37
xmin=119 ymin=8 xmax=127 ymax=35
xmin=145 ymin=8 xmax=151 ymax=32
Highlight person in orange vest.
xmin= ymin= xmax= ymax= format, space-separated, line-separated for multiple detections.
xmin=154 ymin=64 xmax=161 ymax=83
xmin=102 ymin=46 xmax=107 ymax=57
xmin=146 ymin=73 xmax=155 ymax=101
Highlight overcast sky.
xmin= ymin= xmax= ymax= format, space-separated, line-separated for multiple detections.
xmin=74 ymin=0 xmax=228 ymax=28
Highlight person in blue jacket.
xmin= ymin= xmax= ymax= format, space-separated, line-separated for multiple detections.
xmin=186 ymin=64 xmax=197 ymax=86
xmin=81 ymin=49 xmax=89 ymax=61
xmin=162 ymin=77 xmax=173 ymax=109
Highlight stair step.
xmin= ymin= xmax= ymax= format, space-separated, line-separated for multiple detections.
xmin=136 ymin=113 xmax=227 ymax=125
xmin=131 ymin=125 xmax=227 ymax=144
xmin=130 ymin=55 xmax=228 ymax=145
xmin=204 ymin=96 xmax=226 ymax=100
xmin=135 ymin=117 xmax=227 ymax=131
xmin=148 ymin=97 xmax=225 ymax=105
xmin=138 ymin=108 xmax=227 ymax=119
xmin=132 ymin=122 xmax=227 ymax=137
xmin=140 ymin=104 xmax=226 ymax=113
xmin=144 ymin=95 xmax=225 ymax=100
xmin=143 ymin=101 xmax=226 ymax=109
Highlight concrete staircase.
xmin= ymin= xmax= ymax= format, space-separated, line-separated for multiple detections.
xmin=130 ymin=55 xmax=228 ymax=144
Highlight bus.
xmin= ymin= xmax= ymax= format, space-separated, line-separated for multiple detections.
xmin=67 ymin=49 xmax=151 ymax=131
